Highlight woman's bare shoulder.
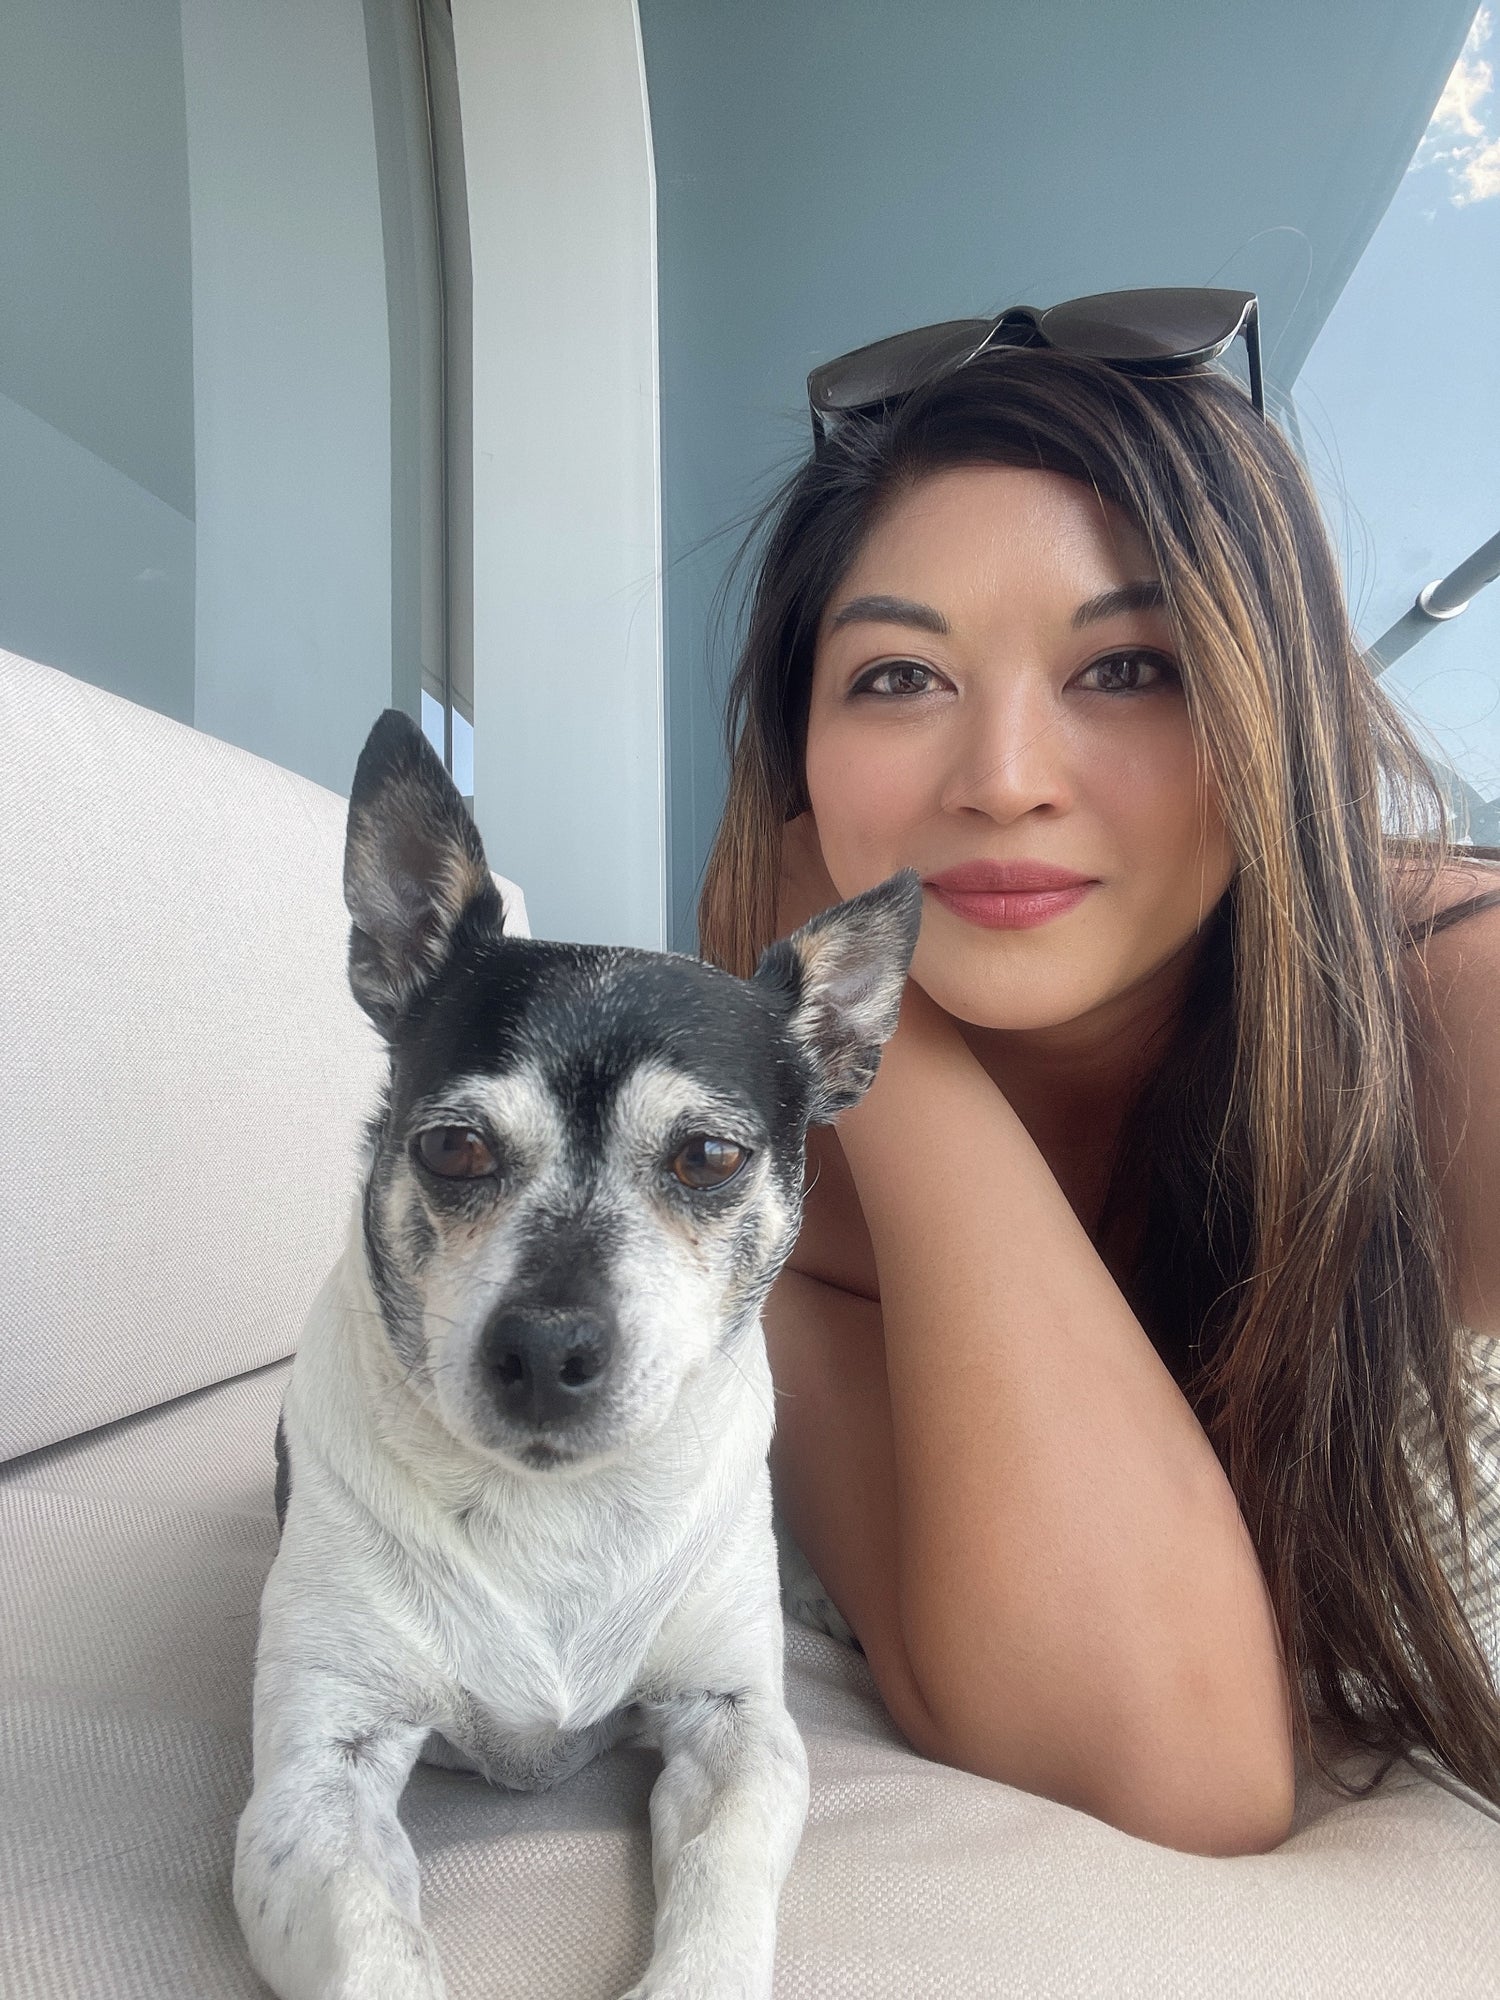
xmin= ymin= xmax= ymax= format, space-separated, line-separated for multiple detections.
xmin=1396 ymin=856 xmax=1500 ymax=1333
xmin=1394 ymin=852 xmax=1500 ymax=1070
xmin=1390 ymin=851 xmax=1500 ymax=937
xmin=1396 ymin=855 xmax=1500 ymax=1042
xmin=787 ymin=1122 xmax=882 ymax=1302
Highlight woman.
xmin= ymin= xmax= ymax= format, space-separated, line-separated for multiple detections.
xmin=695 ymin=318 xmax=1500 ymax=1858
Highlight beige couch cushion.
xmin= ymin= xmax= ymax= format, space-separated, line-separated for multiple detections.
xmin=0 ymin=651 xmax=528 ymax=1461
xmin=2 ymin=1359 xmax=1498 ymax=1999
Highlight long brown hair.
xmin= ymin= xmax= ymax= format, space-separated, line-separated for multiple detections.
xmin=696 ymin=347 xmax=1500 ymax=1801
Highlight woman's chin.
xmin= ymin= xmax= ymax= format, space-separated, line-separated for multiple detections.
xmin=914 ymin=926 xmax=1208 ymax=1042
xmin=919 ymin=933 xmax=1133 ymax=1032
xmin=920 ymin=976 xmax=1100 ymax=1037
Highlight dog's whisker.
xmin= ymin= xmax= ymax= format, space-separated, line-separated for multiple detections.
xmin=714 ymin=1342 xmax=776 ymax=1425
xmin=338 ymin=1302 xmax=467 ymax=1336
xmin=330 ymin=1303 xmax=463 ymax=1423
xmin=685 ymin=1396 xmax=708 ymax=1473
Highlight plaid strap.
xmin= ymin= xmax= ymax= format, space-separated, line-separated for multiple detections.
xmin=1406 ymin=1330 xmax=1500 ymax=1686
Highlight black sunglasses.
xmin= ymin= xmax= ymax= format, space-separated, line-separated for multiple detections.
xmin=807 ymin=286 xmax=1264 ymax=445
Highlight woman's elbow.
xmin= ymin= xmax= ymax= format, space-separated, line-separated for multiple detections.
xmin=1091 ymin=1667 xmax=1299 ymax=1855
xmin=926 ymin=1707 xmax=1297 ymax=1857
xmin=867 ymin=1614 xmax=1298 ymax=1857
xmin=1079 ymin=1754 xmax=1297 ymax=1856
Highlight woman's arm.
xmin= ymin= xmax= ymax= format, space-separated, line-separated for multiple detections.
xmin=823 ymin=983 xmax=1294 ymax=1852
xmin=771 ymin=823 xmax=1293 ymax=1851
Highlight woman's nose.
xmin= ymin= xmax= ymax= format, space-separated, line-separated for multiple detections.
xmin=938 ymin=681 xmax=1073 ymax=821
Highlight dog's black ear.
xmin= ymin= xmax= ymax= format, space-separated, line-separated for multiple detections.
xmin=343 ymin=709 xmax=503 ymax=1037
xmin=751 ymin=869 xmax=923 ymax=1124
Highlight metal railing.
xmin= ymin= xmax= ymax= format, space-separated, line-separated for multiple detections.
xmin=1365 ymin=527 xmax=1500 ymax=846
xmin=1368 ymin=526 xmax=1500 ymax=672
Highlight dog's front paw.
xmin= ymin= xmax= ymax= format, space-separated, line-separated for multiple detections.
xmin=616 ymin=1956 xmax=772 ymax=2000
xmin=237 ymin=1861 xmax=449 ymax=2000
xmin=617 ymin=1984 xmax=768 ymax=2000
xmin=312 ymin=1945 xmax=446 ymax=2000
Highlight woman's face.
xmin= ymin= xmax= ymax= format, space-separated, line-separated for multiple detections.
xmin=803 ymin=463 xmax=1238 ymax=1033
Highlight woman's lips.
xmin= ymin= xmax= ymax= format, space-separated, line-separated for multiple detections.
xmin=918 ymin=862 xmax=1099 ymax=931
xmin=927 ymin=883 xmax=1094 ymax=930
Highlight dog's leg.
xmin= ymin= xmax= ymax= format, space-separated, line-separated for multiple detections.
xmin=623 ymin=1687 xmax=809 ymax=2000
xmin=233 ymin=1673 xmax=447 ymax=2000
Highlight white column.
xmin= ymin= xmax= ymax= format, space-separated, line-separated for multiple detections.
xmin=451 ymin=0 xmax=665 ymax=948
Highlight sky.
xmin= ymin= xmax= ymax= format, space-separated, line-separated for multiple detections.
xmin=1295 ymin=5 xmax=1500 ymax=817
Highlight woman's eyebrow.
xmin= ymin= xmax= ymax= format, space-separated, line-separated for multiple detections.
xmin=1071 ymin=580 xmax=1165 ymax=627
xmin=827 ymin=594 xmax=950 ymax=635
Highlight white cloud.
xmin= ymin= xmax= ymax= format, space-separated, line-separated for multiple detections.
xmin=1457 ymin=131 xmax=1500 ymax=202
xmin=1410 ymin=6 xmax=1499 ymax=204
xmin=1431 ymin=9 xmax=1492 ymax=137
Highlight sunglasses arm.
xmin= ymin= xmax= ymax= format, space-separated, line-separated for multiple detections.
xmin=1243 ymin=300 xmax=1265 ymax=418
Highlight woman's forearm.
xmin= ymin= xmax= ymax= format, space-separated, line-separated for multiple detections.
xmin=834 ymin=1019 xmax=1295 ymax=1854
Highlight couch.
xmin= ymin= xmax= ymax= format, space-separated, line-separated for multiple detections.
xmin=3 ymin=647 xmax=1499 ymax=1999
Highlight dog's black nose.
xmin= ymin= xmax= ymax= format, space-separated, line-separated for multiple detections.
xmin=478 ymin=1308 xmax=614 ymax=1428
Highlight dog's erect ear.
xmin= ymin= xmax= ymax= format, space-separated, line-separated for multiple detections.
xmin=343 ymin=709 xmax=503 ymax=1036
xmin=751 ymin=869 xmax=924 ymax=1125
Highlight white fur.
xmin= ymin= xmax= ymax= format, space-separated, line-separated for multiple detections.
xmin=233 ymin=1189 xmax=809 ymax=2000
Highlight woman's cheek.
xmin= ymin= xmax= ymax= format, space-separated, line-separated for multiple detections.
xmin=1141 ymin=757 xmax=1237 ymax=921
xmin=808 ymin=748 xmax=924 ymax=894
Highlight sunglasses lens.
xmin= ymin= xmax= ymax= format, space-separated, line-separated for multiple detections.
xmin=1040 ymin=287 xmax=1252 ymax=364
xmin=809 ymin=318 xmax=996 ymax=419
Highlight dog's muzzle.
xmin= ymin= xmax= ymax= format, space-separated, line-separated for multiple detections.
xmin=477 ymin=1306 xmax=616 ymax=1429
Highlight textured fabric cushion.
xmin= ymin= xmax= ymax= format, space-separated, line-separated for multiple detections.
xmin=3 ymin=1361 xmax=1499 ymax=2000
xmin=0 ymin=650 xmax=529 ymax=1462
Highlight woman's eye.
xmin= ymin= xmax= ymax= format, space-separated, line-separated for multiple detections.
xmin=852 ymin=660 xmax=940 ymax=698
xmin=1079 ymin=650 xmax=1177 ymax=693
xmin=670 ymin=1135 xmax=750 ymax=1190
xmin=416 ymin=1127 xmax=499 ymax=1179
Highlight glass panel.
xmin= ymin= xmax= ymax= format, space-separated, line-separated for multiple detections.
xmin=1295 ymin=5 xmax=1500 ymax=843
xmin=1 ymin=0 xmax=195 ymax=724
xmin=421 ymin=685 xmax=447 ymax=762
xmin=1 ymin=0 xmax=463 ymax=800
xmin=422 ymin=686 xmax=471 ymax=800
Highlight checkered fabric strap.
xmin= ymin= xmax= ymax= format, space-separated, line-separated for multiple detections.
xmin=1410 ymin=1330 xmax=1500 ymax=1684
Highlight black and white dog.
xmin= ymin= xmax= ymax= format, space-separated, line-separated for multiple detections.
xmin=233 ymin=710 xmax=920 ymax=2000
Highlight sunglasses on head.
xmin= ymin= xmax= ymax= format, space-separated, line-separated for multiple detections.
xmin=807 ymin=286 xmax=1264 ymax=446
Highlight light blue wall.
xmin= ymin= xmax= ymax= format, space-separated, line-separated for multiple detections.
xmin=3 ymin=0 xmax=402 ymax=801
xmin=180 ymin=0 xmax=393 ymax=800
xmin=638 ymin=0 xmax=1478 ymax=950
xmin=0 ymin=0 xmax=195 ymax=720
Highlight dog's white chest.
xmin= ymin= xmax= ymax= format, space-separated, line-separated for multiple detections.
xmin=434 ymin=1534 xmax=656 ymax=1738
xmin=459 ymin=1625 xmax=620 ymax=1738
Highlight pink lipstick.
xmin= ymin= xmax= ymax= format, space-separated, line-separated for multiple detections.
xmin=923 ymin=859 xmax=1098 ymax=931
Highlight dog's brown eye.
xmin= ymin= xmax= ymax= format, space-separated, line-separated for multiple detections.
xmin=416 ymin=1127 xmax=497 ymax=1179
xmin=671 ymin=1136 xmax=748 ymax=1189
